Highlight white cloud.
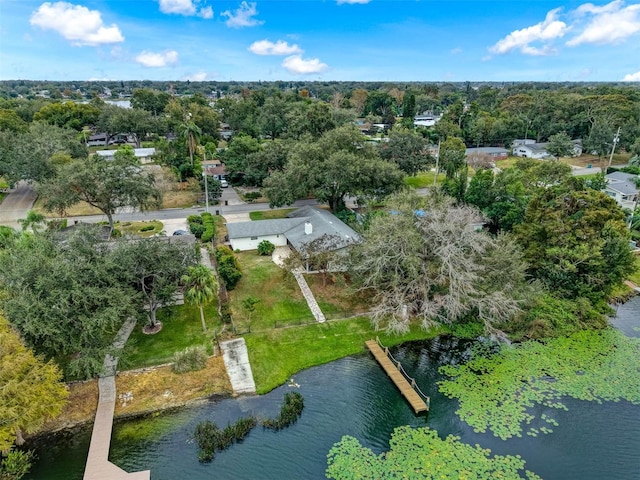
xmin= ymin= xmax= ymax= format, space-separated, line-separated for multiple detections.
xmin=182 ymin=71 xmax=208 ymax=81
xmin=30 ymin=2 xmax=124 ymax=46
xmin=249 ymin=39 xmax=303 ymax=55
xmin=135 ymin=50 xmax=179 ymax=67
xmin=221 ymin=1 xmax=263 ymax=28
xmin=489 ymin=8 xmax=568 ymax=55
xmin=199 ymin=6 xmax=213 ymax=19
xmin=450 ymin=47 xmax=462 ymax=55
xmin=623 ymin=69 xmax=640 ymax=81
xmin=337 ymin=0 xmax=371 ymax=4
xmin=567 ymin=0 xmax=640 ymax=46
xmin=281 ymin=55 xmax=328 ymax=74
xmin=158 ymin=0 xmax=213 ymax=18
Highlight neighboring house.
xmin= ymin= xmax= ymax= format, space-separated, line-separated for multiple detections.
xmin=605 ymin=171 xmax=639 ymax=210
xmin=227 ymin=206 xmax=360 ymax=256
xmin=465 ymin=147 xmax=509 ymax=160
xmin=512 ymin=139 xmax=582 ymax=158
xmin=413 ymin=113 xmax=441 ymax=128
xmin=95 ymin=148 xmax=157 ymax=164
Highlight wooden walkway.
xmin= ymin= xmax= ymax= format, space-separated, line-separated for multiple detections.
xmin=365 ymin=339 xmax=429 ymax=414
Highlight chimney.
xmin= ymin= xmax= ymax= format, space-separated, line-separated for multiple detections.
xmin=304 ymin=221 xmax=312 ymax=235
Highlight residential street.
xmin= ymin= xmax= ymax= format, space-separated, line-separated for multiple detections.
xmin=0 ymin=182 xmax=38 ymax=229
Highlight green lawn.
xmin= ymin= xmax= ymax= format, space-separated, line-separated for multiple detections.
xmin=404 ymin=171 xmax=446 ymax=188
xmin=123 ymin=302 xmax=222 ymax=369
xmin=0 ymin=192 xmax=7 ymax=204
xmin=249 ymin=208 xmax=296 ymax=221
xmin=304 ymin=273 xmax=372 ymax=318
xmin=245 ymin=317 xmax=444 ymax=394
xmin=229 ymin=252 xmax=312 ymax=331
xmin=117 ymin=220 xmax=163 ymax=237
xmin=629 ymin=257 xmax=640 ymax=285
xmin=494 ymin=156 xmax=521 ymax=170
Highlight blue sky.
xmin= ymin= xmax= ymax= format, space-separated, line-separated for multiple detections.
xmin=1 ymin=0 xmax=639 ymax=81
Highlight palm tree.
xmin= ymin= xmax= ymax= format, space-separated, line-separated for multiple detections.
xmin=18 ymin=210 xmax=47 ymax=233
xmin=179 ymin=120 xmax=202 ymax=167
xmin=182 ymin=264 xmax=218 ymax=332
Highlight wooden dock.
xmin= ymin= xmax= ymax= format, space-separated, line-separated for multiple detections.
xmin=365 ymin=339 xmax=429 ymax=414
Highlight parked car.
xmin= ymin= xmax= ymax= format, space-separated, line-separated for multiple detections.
xmin=220 ymin=179 xmax=229 ymax=188
xmin=172 ymin=229 xmax=188 ymax=236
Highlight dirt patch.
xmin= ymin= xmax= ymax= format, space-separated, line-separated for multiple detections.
xmin=38 ymin=356 xmax=232 ymax=434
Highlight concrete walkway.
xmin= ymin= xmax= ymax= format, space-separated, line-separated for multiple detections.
xmin=84 ymin=318 xmax=150 ymax=480
xmin=272 ymin=246 xmax=326 ymax=323
xmin=293 ymin=272 xmax=326 ymax=323
xmin=219 ymin=338 xmax=256 ymax=394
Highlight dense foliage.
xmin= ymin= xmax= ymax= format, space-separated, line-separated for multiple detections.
xmin=0 ymin=314 xmax=68 ymax=452
xmin=215 ymin=246 xmax=242 ymax=290
xmin=326 ymin=426 xmax=540 ymax=479
xmin=439 ymin=329 xmax=640 ymax=440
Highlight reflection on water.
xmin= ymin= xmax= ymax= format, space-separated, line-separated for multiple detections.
xmin=28 ymin=297 xmax=640 ymax=480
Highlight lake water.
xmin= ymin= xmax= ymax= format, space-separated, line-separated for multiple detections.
xmin=28 ymin=296 xmax=640 ymax=480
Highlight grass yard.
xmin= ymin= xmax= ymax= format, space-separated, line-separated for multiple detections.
xmin=117 ymin=220 xmax=163 ymax=237
xmin=162 ymin=190 xmax=200 ymax=208
xmin=124 ymin=303 xmax=222 ymax=369
xmin=244 ymin=317 xmax=444 ymax=394
xmin=494 ymin=156 xmax=522 ymax=170
xmin=629 ymin=257 xmax=640 ymax=286
xmin=229 ymin=252 xmax=312 ymax=331
xmin=249 ymin=208 xmax=296 ymax=221
xmin=0 ymin=192 xmax=7 ymax=204
xmin=404 ymin=171 xmax=446 ymax=188
xmin=304 ymin=273 xmax=372 ymax=318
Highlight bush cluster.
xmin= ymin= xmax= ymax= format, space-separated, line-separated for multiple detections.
xmin=243 ymin=191 xmax=261 ymax=203
xmin=200 ymin=212 xmax=216 ymax=243
xmin=187 ymin=214 xmax=204 ymax=238
xmin=172 ymin=346 xmax=208 ymax=373
xmin=257 ymin=239 xmax=275 ymax=256
xmin=215 ymin=245 xmax=242 ymax=290
xmin=263 ymin=392 xmax=304 ymax=431
xmin=194 ymin=417 xmax=257 ymax=462
xmin=140 ymin=224 xmax=155 ymax=232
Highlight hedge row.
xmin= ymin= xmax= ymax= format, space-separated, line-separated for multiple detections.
xmin=215 ymin=245 xmax=242 ymax=290
xmin=201 ymin=212 xmax=215 ymax=243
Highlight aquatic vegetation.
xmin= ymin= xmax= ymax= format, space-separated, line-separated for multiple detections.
xmin=438 ymin=329 xmax=640 ymax=440
xmin=263 ymin=392 xmax=304 ymax=430
xmin=326 ymin=426 xmax=541 ymax=479
xmin=194 ymin=416 xmax=257 ymax=462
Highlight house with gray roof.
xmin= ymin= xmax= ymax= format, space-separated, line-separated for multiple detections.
xmin=512 ymin=139 xmax=582 ymax=159
xmin=226 ymin=206 xmax=360 ymax=254
xmin=605 ymin=171 xmax=639 ymax=209
xmin=95 ymin=148 xmax=156 ymax=164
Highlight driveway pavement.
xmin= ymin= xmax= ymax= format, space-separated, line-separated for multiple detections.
xmin=0 ymin=182 xmax=38 ymax=229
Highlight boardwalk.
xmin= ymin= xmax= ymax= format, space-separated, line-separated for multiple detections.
xmin=365 ymin=339 xmax=429 ymax=414
xmin=84 ymin=318 xmax=150 ymax=480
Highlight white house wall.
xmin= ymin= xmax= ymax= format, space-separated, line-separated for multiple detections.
xmin=230 ymin=234 xmax=287 ymax=251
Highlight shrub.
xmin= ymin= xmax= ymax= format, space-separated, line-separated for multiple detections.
xmin=140 ymin=224 xmax=155 ymax=232
xmin=194 ymin=417 xmax=257 ymax=463
xmin=0 ymin=449 xmax=34 ymax=480
xmin=262 ymin=392 xmax=304 ymax=430
xmin=243 ymin=192 xmax=261 ymax=203
xmin=189 ymin=222 xmax=206 ymax=238
xmin=257 ymin=240 xmax=275 ymax=256
xmin=215 ymin=246 xmax=242 ymax=290
xmin=111 ymin=228 xmax=122 ymax=238
xmin=201 ymin=212 xmax=216 ymax=243
xmin=187 ymin=214 xmax=203 ymax=225
xmin=172 ymin=346 xmax=208 ymax=373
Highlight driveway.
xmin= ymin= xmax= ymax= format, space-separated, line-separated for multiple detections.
xmin=0 ymin=182 xmax=38 ymax=229
xmin=160 ymin=218 xmax=189 ymax=235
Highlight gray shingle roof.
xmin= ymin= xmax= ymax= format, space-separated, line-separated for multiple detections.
xmin=227 ymin=218 xmax=306 ymax=239
xmin=465 ymin=147 xmax=508 ymax=155
xmin=226 ymin=206 xmax=361 ymax=252
xmin=606 ymin=171 xmax=639 ymax=195
xmin=285 ymin=206 xmax=360 ymax=251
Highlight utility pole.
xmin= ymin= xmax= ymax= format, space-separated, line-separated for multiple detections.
xmin=433 ymin=139 xmax=441 ymax=187
xmin=607 ymin=126 xmax=621 ymax=169
xmin=203 ymin=151 xmax=209 ymax=213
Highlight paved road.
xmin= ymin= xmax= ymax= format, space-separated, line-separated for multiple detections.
xmin=0 ymin=182 xmax=38 ymax=229
xmin=61 ymin=197 xmax=320 ymax=226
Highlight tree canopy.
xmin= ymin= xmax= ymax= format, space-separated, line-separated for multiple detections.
xmin=263 ymin=126 xmax=404 ymax=211
xmin=350 ymin=191 xmax=530 ymax=333
xmin=38 ymin=147 xmax=162 ymax=235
